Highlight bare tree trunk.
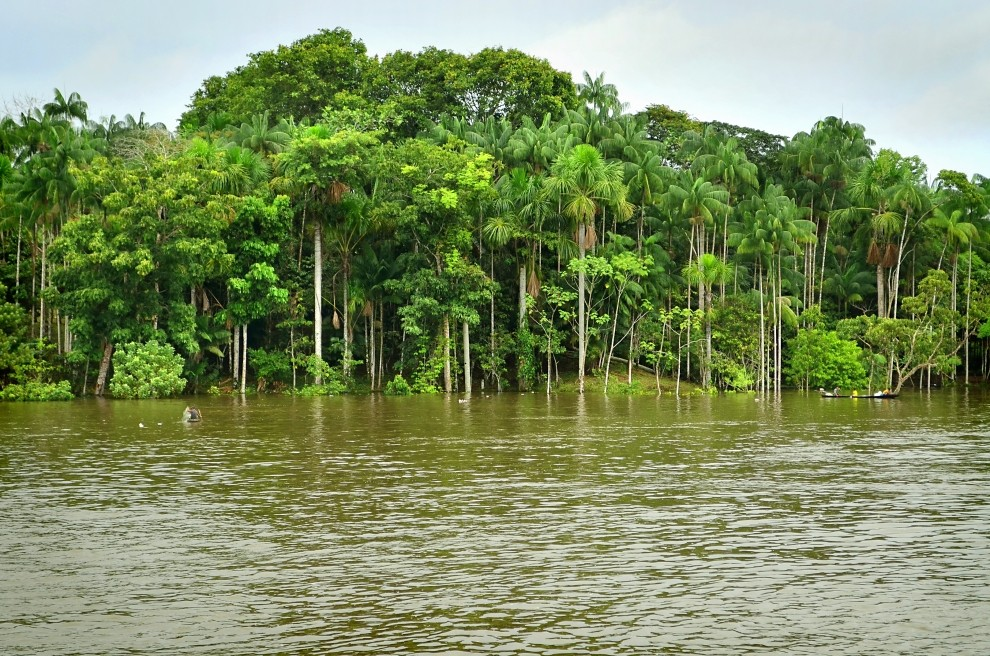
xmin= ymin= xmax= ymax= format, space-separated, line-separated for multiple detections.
xmin=240 ymin=324 xmax=248 ymax=395
xmin=876 ymin=264 xmax=886 ymax=319
xmin=378 ymin=303 xmax=385 ymax=389
xmin=758 ymin=267 xmax=766 ymax=396
xmin=343 ymin=265 xmax=350 ymax=378
xmin=463 ymin=320 xmax=471 ymax=395
xmin=965 ymin=246 xmax=972 ymax=384
xmin=443 ymin=314 xmax=452 ymax=393
xmin=39 ymin=231 xmax=46 ymax=341
xmin=314 ymin=220 xmax=323 ymax=385
xmin=232 ymin=325 xmax=240 ymax=383
xmin=95 ymin=340 xmax=113 ymax=396
xmin=577 ymin=222 xmax=587 ymax=394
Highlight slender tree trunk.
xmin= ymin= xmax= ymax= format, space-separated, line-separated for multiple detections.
xmin=876 ymin=264 xmax=886 ymax=319
xmin=965 ymin=246 xmax=972 ymax=384
xmin=343 ymin=264 xmax=350 ymax=378
xmin=39 ymin=231 xmax=46 ymax=341
xmin=758 ymin=265 xmax=766 ymax=396
xmin=232 ymin=325 xmax=240 ymax=383
xmin=95 ymin=340 xmax=113 ymax=396
xmin=314 ymin=221 xmax=323 ymax=384
xmin=463 ymin=320 xmax=471 ymax=395
xmin=818 ymin=210 xmax=831 ymax=308
xmin=516 ymin=259 xmax=527 ymax=390
xmin=378 ymin=303 xmax=385 ymax=390
xmin=365 ymin=310 xmax=378 ymax=392
xmin=518 ymin=263 xmax=527 ymax=329
xmin=290 ymin=323 xmax=297 ymax=391
xmin=443 ymin=314 xmax=452 ymax=393
xmin=240 ymin=324 xmax=248 ymax=395
xmin=577 ymin=222 xmax=587 ymax=394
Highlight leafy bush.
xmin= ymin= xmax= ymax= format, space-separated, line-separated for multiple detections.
xmin=0 ymin=380 xmax=74 ymax=401
xmin=109 ymin=340 xmax=187 ymax=398
xmin=249 ymin=348 xmax=293 ymax=385
xmin=785 ymin=329 xmax=867 ymax=390
xmin=296 ymin=355 xmax=347 ymax=395
xmin=383 ymin=373 xmax=413 ymax=396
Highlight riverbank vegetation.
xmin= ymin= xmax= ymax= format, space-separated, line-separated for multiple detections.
xmin=1 ymin=28 xmax=988 ymax=400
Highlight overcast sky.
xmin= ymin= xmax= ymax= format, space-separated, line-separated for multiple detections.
xmin=4 ymin=0 xmax=987 ymax=179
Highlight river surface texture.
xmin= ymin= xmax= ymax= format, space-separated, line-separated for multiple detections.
xmin=1 ymin=391 xmax=989 ymax=655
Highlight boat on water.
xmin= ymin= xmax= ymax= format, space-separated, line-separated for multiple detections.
xmin=819 ymin=388 xmax=898 ymax=399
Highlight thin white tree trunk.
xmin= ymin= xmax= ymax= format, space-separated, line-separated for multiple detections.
xmin=39 ymin=231 xmax=46 ymax=341
xmin=463 ymin=320 xmax=471 ymax=395
xmin=240 ymin=324 xmax=248 ymax=394
xmin=577 ymin=222 xmax=587 ymax=394
xmin=314 ymin=220 xmax=323 ymax=384
xmin=443 ymin=314 xmax=452 ymax=393
xmin=232 ymin=325 xmax=240 ymax=382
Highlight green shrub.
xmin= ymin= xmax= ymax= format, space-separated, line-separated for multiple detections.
xmin=0 ymin=380 xmax=74 ymax=401
xmin=109 ymin=340 xmax=187 ymax=399
xmin=383 ymin=373 xmax=413 ymax=396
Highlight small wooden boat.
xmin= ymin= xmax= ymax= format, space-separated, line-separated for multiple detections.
xmin=819 ymin=389 xmax=898 ymax=399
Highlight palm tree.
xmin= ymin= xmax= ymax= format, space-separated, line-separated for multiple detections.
xmin=544 ymin=143 xmax=630 ymax=392
xmin=693 ymin=136 xmax=758 ymax=275
xmin=926 ymin=204 xmax=980 ymax=313
xmin=838 ymin=149 xmax=931 ymax=318
xmin=625 ymin=143 xmax=671 ymax=249
xmin=576 ymin=72 xmax=624 ymax=120
xmin=733 ymin=184 xmax=811 ymax=394
xmin=662 ymin=169 xmax=729 ymax=283
xmin=507 ymin=114 xmax=574 ymax=174
xmin=683 ymin=253 xmax=733 ymax=388
xmin=235 ymin=111 xmax=291 ymax=157
xmin=42 ymin=89 xmax=88 ymax=125
xmin=326 ymin=189 xmax=376 ymax=379
xmin=275 ymin=126 xmax=378 ymax=383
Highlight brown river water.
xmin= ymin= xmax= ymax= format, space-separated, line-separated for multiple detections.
xmin=1 ymin=391 xmax=988 ymax=654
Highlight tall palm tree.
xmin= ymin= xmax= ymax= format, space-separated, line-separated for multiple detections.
xmin=326 ymin=189 xmax=377 ymax=379
xmin=683 ymin=253 xmax=733 ymax=388
xmin=544 ymin=143 xmax=630 ymax=392
xmin=42 ymin=89 xmax=88 ymax=125
xmin=838 ymin=149 xmax=931 ymax=318
xmin=576 ymin=72 xmax=624 ymax=120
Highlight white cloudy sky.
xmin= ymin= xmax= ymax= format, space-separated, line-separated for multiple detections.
xmin=4 ymin=0 xmax=988 ymax=178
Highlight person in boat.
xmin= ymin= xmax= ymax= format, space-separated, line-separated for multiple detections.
xmin=183 ymin=406 xmax=202 ymax=422
xmin=833 ymin=387 xmax=840 ymax=397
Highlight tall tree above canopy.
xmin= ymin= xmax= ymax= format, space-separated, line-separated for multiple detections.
xmin=182 ymin=30 xmax=577 ymax=139
xmin=462 ymin=48 xmax=576 ymax=125
xmin=181 ymin=28 xmax=372 ymax=130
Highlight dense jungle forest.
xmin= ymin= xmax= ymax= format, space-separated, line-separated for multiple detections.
xmin=1 ymin=28 xmax=988 ymax=400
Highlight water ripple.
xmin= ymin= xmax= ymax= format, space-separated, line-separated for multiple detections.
xmin=1 ymin=393 xmax=988 ymax=654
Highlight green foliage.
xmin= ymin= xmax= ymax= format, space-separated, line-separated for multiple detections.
xmin=0 ymin=380 xmax=74 ymax=402
xmin=383 ymin=374 xmax=413 ymax=396
xmin=297 ymin=356 xmax=347 ymax=396
xmin=109 ymin=340 xmax=187 ymax=399
xmin=248 ymin=348 xmax=292 ymax=385
xmin=411 ymin=342 xmax=445 ymax=394
xmin=710 ymin=353 xmax=755 ymax=391
xmin=785 ymin=329 xmax=867 ymax=390
xmin=513 ymin=327 xmax=538 ymax=389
